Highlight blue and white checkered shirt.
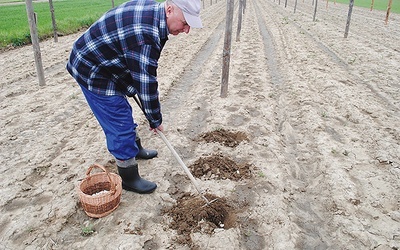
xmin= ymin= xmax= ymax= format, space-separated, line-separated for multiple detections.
xmin=67 ymin=0 xmax=168 ymax=128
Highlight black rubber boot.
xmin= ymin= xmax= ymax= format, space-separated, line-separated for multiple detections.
xmin=117 ymin=164 xmax=157 ymax=194
xmin=135 ymin=138 xmax=158 ymax=159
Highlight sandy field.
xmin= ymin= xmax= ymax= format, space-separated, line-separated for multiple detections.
xmin=1 ymin=0 xmax=399 ymax=249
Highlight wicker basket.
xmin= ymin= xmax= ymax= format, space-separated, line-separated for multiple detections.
xmin=77 ymin=164 xmax=122 ymax=218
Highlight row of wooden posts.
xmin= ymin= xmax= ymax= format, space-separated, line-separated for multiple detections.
xmin=278 ymin=0 xmax=393 ymax=24
xmin=216 ymin=0 xmax=395 ymax=96
xmin=24 ymin=0 xmax=241 ymax=96
xmin=25 ymin=0 xmax=394 ymax=96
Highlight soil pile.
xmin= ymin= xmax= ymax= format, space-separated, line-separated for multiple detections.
xmin=190 ymin=154 xmax=253 ymax=180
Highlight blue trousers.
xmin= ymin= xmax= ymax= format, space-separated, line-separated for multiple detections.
xmin=80 ymin=85 xmax=139 ymax=160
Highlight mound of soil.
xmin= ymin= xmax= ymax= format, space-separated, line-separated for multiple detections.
xmin=190 ymin=154 xmax=253 ymax=180
xmin=199 ymin=129 xmax=248 ymax=147
xmin=163 ymin=192 xmax=236 ymax=236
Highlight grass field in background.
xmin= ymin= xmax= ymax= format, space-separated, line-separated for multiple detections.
xmin=0 ymin=0 xmax=398 ymax=49
xmin=333 ymin=0 xmax=399 ymax=12
xmin=0 ymin=0 xmax=22 ymax=3
xmin=0 ymin=0 xmax=127 ymax=48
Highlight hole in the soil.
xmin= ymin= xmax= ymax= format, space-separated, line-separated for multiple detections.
xmin=199 ymin=129 xmax=249 ymax=147
xmin=163 ymin=193 xmax=236 ymax=236
xmin=189 ymin=154 xmax=253 ymax=180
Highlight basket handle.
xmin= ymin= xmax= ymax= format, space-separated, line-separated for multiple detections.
xmin=86 ymin=164 xmax=117 ymax=194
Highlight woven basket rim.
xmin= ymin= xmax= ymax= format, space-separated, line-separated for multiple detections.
xmin=77 ymin=164 xmax=122 ymax=218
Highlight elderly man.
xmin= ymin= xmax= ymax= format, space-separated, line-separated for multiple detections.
xmin=66 ymin=0 xmax=202 ymax=194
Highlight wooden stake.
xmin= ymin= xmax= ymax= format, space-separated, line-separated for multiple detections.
xmin=236 ymin=0 xmax=243 ymax=42
xmin=313 ymin=0 xmax=318 ymax=21
xmin=344 ymin=0 xmax=354 ymax=38
xmin=220 ymin=0 xmax=234 ymax=98
xmin=48 ymin=0 xmax=58 ymax=42
xmin=25 ymin=0 xmax=45 ymax=86
xmin=385 ymin=0 xmax=392 ymax=24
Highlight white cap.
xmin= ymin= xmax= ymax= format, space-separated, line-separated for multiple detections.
xmin=173 ymin=0 xmax=203 ymax=28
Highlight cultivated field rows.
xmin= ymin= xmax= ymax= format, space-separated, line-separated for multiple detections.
xmin=0 ymin=0 xmax=399 ymax=249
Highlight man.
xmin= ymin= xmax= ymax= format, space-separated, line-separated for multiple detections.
xmin=66 ymin=0 xmax=202 ymax=194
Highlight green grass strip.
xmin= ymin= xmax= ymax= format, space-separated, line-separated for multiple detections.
xmin=332 ymin=0 xmax=399 ymax=13
xmin=0 ymin=0 xmax=127 ymax=48
xmin=0 ymin=0 xmax=397 ymax=49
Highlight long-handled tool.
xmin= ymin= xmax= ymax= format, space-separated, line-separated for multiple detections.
xmin=132 ymin=95 xmax=217 ymax=206
xmin=157 ymin=130 xmax=217 ymax=205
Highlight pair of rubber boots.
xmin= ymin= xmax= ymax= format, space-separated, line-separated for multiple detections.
xmin=117 ymin=138 xmax=157 ymax=194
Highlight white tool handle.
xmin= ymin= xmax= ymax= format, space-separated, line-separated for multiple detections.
xmin=157 ymin=130 xmax=203 ymax=195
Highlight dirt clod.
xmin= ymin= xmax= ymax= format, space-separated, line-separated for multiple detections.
xmin=164 ymin=192 xmax=235 ymax=236
xmin=199 ymin=129 xmax=248 ymax=147
xmin=190 ymin=154 xmax=253 ymax=180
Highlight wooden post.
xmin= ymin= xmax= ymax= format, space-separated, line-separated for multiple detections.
xmin=344 ymin=0 xmax=354 ymax=38
xmin=48 ymin=0 xmax=58 ymax=42
xmin=111 ymin=0 xmax=115 ymax=8
xmin=370 ymin=0 xmax=374 ymax=11
xmin=285 ymin=0 xmax=288 ymax=8
xmin=243 ymin=0 xmax=246 ymax=15
xmin=294 ymin=0 xmax=298 ymax=13
xmin=313 ymin=0 xmax=318 ymax=21
xmin=220 ymin=0 xmax=234 ymax=98
xmin=385 ymin=0 xmax=392 ymax=24
xmin=25 ymin=0 xmax=45 ymax=86
xmin=236 ymin=0 xmax=243 ymax=42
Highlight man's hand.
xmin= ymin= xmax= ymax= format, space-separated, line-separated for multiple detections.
xmin=150 ymin=124 xmax=164 ymax=134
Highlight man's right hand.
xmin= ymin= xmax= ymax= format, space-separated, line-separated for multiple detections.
xmin=150 ymin=124 xmax=164 ymax=134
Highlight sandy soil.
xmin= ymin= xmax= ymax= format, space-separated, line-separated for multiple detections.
xmin=1 ymin=0 xmax=399 ymax=249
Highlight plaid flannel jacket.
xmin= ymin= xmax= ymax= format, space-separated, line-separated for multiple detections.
xmin=66 ymin=0 xmax=168 ymax=128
